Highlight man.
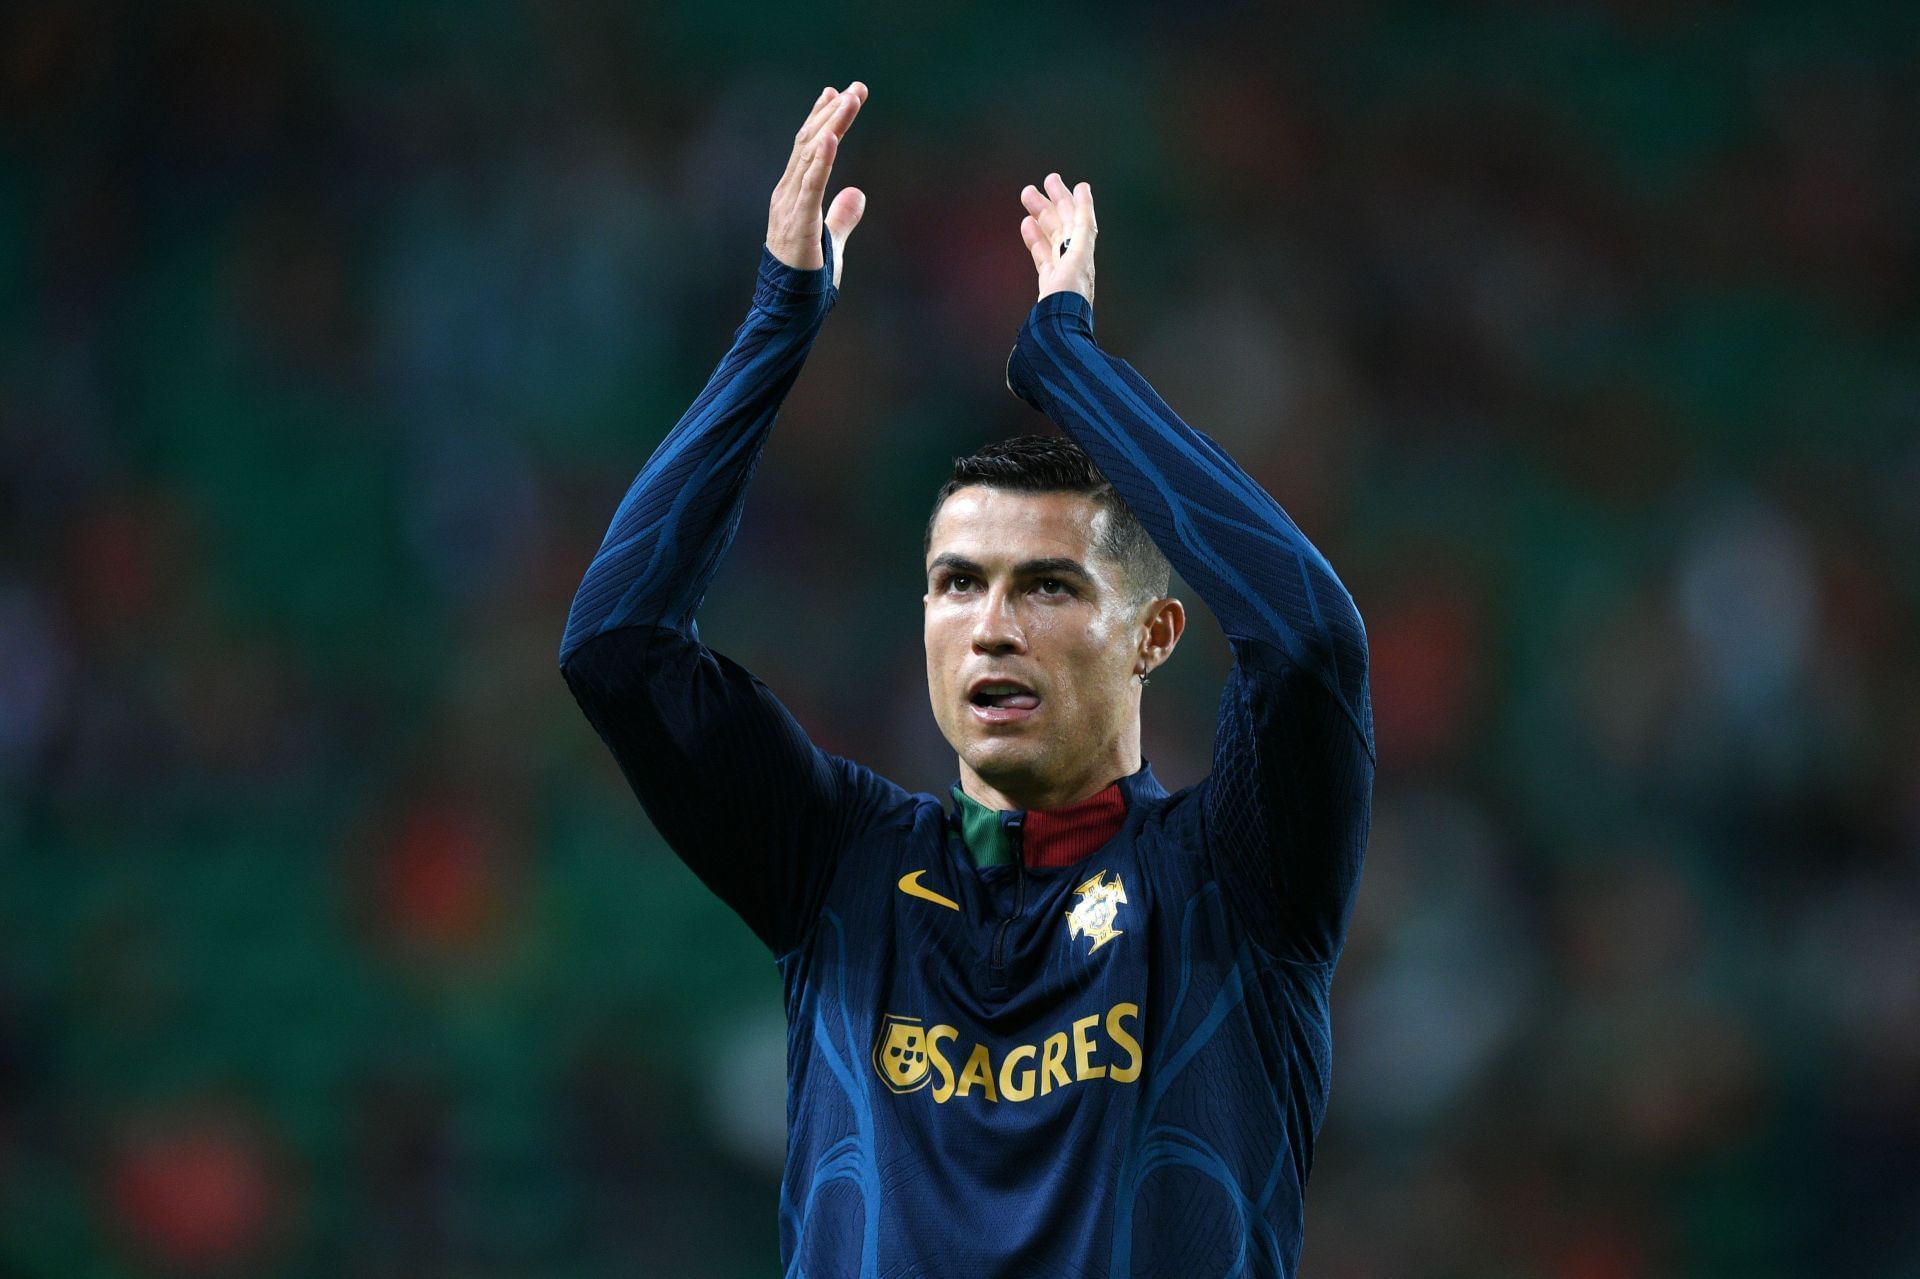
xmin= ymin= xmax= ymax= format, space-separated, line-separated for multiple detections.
xmin=559 ymin=80 xmax=1374 ymax=1277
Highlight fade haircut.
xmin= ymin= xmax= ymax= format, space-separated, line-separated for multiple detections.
xmin=923 ymin=435 xmax=1172 ymax=603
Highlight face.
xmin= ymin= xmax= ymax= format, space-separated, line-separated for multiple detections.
xmin=923 ymin=487 xmax=1176 ymax=808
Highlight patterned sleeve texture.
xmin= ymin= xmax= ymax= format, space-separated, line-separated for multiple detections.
xmin=558 ymin=238 xmax=893 ymax=958
xmin=1007 ymin=290 xmax=1374 ymax=963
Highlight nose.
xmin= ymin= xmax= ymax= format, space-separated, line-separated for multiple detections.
xmin=971 ymin=583 xmax=1027 ymax=655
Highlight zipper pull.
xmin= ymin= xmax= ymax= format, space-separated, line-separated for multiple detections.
xmin=1002 ymin=810 xmax=1025 ymax=869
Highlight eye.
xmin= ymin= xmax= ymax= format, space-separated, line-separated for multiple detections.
xmin=1034 ymin=578 xmax=1071 ymax=597
xmin=943 ymin=574 xmax=975 ymax=592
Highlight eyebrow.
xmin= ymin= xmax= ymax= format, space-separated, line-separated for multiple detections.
xmin=928 ymin=554 xmax=1094 ymax=582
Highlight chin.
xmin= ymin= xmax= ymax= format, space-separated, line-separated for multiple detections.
xmin=963 ymin=737 xmax=1053 ymax=787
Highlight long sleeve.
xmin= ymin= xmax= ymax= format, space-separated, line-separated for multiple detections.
xmin=560 ymin=241 xmax=838 ymax=658
xmin=1006 ymin=290 xmax=1374 ymax=964
xmin=557 ymin=238 xmax=898 ymax=958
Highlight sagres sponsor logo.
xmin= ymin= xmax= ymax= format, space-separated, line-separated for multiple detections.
xmin=870 ymin=1003 xmax=1143 ymax=1104
xmin=872 ymin=1015 xmax=933 ymax=1093
xmin=1065 ymin=870 xmax=1128 ymax=954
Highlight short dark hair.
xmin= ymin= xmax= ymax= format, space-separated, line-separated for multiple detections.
xmin=923 ymin=435 xmax=1171 ymax=602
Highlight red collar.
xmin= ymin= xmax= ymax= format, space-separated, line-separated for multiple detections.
xmin=1024 ymin=782 xmax=1127 ymax=868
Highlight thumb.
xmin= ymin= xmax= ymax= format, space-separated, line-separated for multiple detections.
xmin=825 ymin=186 xmax=867 ymax=246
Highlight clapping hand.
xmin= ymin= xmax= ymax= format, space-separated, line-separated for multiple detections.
xmin=1019 ymin=173 xmax=1097 ymax=306
xmin=766 ymin=81 xmax=869 ymax=290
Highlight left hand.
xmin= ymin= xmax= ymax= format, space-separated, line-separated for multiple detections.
xmin=1019 ymin=173 xmax=1097 ymax=306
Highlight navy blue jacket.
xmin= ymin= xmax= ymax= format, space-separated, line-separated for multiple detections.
xmin=559 ymin=238 xmax=1375 ymax=1277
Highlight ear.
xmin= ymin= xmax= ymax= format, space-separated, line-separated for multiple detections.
xmin=1134 ymin=597 xmax=1186 ymax=678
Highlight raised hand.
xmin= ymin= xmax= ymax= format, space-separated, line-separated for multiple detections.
xmin=766 ymin=81 xmax=869 ymax=289
xmin=1019 ymin=173 xmax=1097 ymax=306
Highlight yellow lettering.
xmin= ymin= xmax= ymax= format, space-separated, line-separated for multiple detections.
xmin=956 ymin=1043 xmax=999 ymax=1101
xmin=901 ymin=1005 xmax=1143 ymax=1104
xmin=1072 ymin=1013 xmax=1106 ymax=1080
xmin=1106 ymin=1003 xmax=1142 ymax=1082
xmin=928 ymin=1025 xmax=959 ymax=1103
xmin=998 ymin=1044 xmax=1037 ymax=1101
xmin=1039 ymin=1031 xmax=1070 ymax=1095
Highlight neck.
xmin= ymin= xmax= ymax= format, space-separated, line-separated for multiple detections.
xmin=960 ymin=730 xmax=1140 ymax=812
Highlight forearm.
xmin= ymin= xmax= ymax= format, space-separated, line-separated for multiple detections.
xmin=1006 ymin=291 xmax=1371 ymax=752
xmin=558 ymin=246 xmax=835 ymax=665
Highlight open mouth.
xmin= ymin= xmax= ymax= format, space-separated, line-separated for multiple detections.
xmin=968 ymin=681 xmax=1041 ymax=725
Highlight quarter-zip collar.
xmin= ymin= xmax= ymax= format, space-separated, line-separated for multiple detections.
xmin=948 ymin=762 xmax=1162 ymax=870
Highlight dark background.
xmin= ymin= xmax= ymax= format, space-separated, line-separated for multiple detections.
xmin=3 ymin=1 xmax=1917 ymax=1274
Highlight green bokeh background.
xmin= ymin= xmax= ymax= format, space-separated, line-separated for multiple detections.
xmin=2 ymin=1 xmax=1917 ymax=1275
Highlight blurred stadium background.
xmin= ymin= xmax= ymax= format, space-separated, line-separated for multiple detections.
xmin=3 ymin=1 xmax=1918 ymax=1275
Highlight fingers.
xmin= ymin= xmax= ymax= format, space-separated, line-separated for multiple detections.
xmin=793 ymin=86 xmax=837 ymax=155
xmin=1019 ymin=174 xmax=1097 ymax=254
xmin=777 ymin=81 xmax=867 ymax=193
xmin=1043 ymin=172 xmax=1074 ymax=221
xmin=777 ymin=87 xmax=838 ymax=187
xmin=1019 ymin=215 xmax=1050 ymax=273
xmin=798 ymin=81 xmax=866 ymax=153
xmin=1020 ymin=184 xmax=1059 ymax=240
xmin=797 ymin=85 xmax=840 ymax=144
xmin=793 ymin=83 xmax=866 ymax=205
xmin=1046 ymin=175 xmax=1095 ymax=235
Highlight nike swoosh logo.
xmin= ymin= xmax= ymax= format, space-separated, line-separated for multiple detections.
xmin=897 ymin=869 xmax=960 ymax=911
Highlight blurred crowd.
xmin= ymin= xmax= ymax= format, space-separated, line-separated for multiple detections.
xmin=2 ymin=1 xmax=1917 ymax=1275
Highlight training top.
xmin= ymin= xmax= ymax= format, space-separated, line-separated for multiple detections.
xmin=558 ymin=234 xmax=1375 ymax=1278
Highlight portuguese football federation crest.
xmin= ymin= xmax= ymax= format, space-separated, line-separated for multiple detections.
xmin=1066 ymin=870 xmax=1128 ymax=955
xmin=872 ymin=1014 xmax=933 ymax=1093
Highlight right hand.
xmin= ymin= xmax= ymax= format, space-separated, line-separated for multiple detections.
xmin=767 ymin=81 xmax=869 ymax=290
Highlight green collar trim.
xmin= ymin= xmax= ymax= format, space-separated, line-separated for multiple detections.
xmin=950 ymin=786 xmax=1017 ymax=868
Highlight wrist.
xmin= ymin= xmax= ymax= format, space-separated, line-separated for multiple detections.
xmin=1031 ymin=288 xmax=1095 ymax=335
xmin=754 ymin=241 xmax=836 ymax=313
